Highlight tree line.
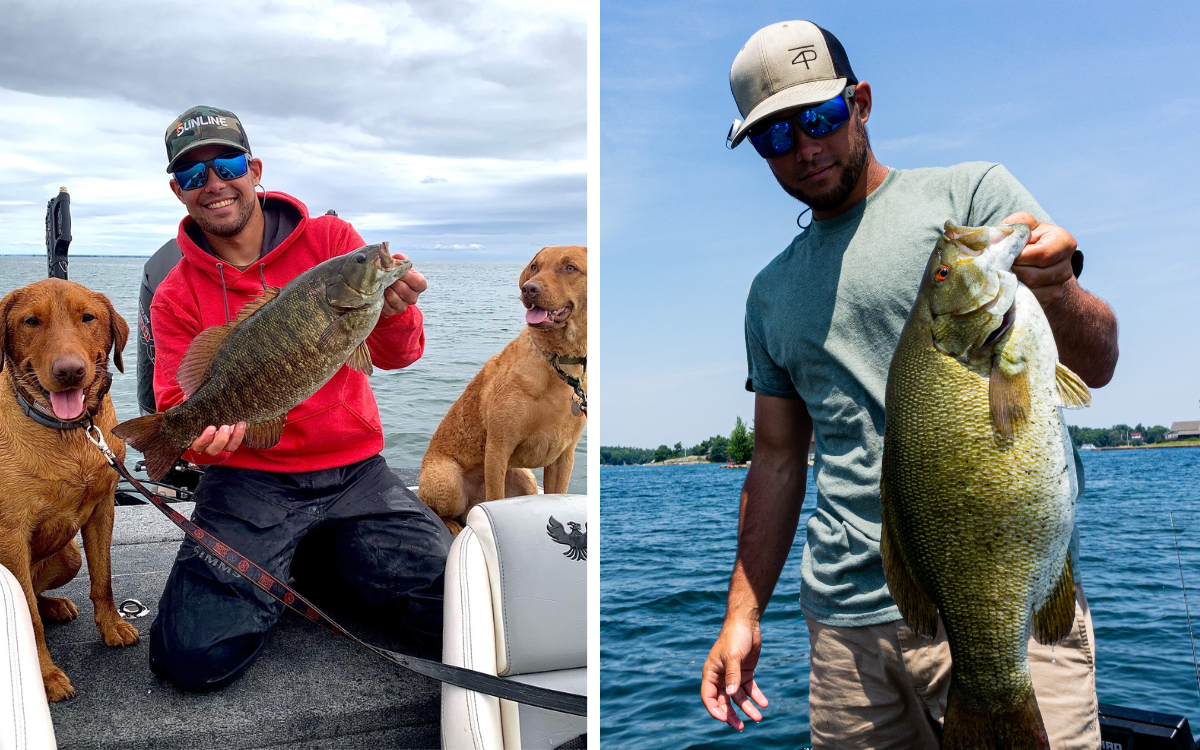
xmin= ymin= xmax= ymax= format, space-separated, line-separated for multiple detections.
xmin=1068 ymin=423 xmax=1173 ymax=448
xmin=601 ymin=417 xmax=755 ymax=465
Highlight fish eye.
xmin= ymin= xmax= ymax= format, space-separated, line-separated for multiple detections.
xmin=23 ymin=316 xmax=38 ymax=326
xmin=82 ymin=313 xmax=96 ymax=323
xmin=935 ymin=266 xmax=950 ymax=282
xmin=355 ymin=253 xmax=367 ymax=264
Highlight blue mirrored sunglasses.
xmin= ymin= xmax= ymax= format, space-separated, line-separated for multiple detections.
xmin=748 ymin=87 xmax=856 ymax=159
xmin=173 ymin=153 xmax=251 ymax=191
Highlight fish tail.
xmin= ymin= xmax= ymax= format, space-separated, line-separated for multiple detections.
xmin=943 ymin=681 xmax=1049 ymax=750
xmin=111 ymin=413 xmax=181 ymax=482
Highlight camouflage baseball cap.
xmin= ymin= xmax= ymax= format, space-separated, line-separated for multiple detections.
xmin=164 ymin=106 xmax=251 ymax=172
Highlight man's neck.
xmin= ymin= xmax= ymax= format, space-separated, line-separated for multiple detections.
xmin=205 ymin=204 xmax=266 ymax=269
xmin=811 ymin=154 xmax=890 ymax=222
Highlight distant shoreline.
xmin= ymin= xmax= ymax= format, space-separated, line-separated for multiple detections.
xmin=1091 ymin=441 xmax=1200 ymax=451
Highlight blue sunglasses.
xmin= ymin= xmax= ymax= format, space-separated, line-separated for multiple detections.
xmin=747 ymin=87 xmax=856 ymax=159
xmin=173 ymin=153 xmax=251 ymax=191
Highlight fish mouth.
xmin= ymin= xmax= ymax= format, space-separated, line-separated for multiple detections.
xmin=525 ymin=302 xmax=573 ymax=328
xmin=981 ymin=298 xmax=1017 ymax=349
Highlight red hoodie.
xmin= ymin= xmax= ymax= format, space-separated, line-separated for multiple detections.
xmin=150 ymin=191 xmax=424 ymax=473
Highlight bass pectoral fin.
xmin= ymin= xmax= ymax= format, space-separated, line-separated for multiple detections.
xmin=1031 ymin=557 xmax=1076 ymax=646
xmin=990 ymin=357 xmax=1030 ymax=441
xmin=242 ymin=414 xmax=287 ymax=450
xmin=880 ymin=487 xmax=939 ymax=638
xmin=346 ymin=341 xmax=374 ymax=375
xmin=1055 ymin=362 xmax=1091 ymax=409
xmin=316 ymin=316 xmax=353 ymax=352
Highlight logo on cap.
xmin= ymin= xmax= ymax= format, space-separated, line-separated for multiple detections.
xmin=175 ymin=114 xmax=231 ymax=137
xmin=790 ymin=45 xmax=818 ymax=68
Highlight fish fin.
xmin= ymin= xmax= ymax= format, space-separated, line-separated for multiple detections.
xmin=1031 ymin=557 xmax=1075 ymax=646
xmin=990 ymin=362 xmax=1029 ymax=441
xmin=880 ymin=487 xmax=939 ymax=638
xmin=111 ymin=413 xmax=181 ymax=482
xmin=316 ymin=316 xmax=353 ymax=352
xmin=346 ymin=341 xmax=373 ymax=375
xmin=242 ymin=414 xmax=287 ymax=450
xmin=176 ymin=324 xmax=233 ymax=397
xmin=944 ymin=680 xmax=1049 ymax=750
xmin=1054 ymin=363 xmax=1091 ymax=409
xmin=230 ymin=287 xmax=280 ymax=326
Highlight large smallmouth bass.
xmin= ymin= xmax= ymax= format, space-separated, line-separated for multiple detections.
xmin=114 ymin=243 xmax=410 ymax=481
xmin=880 ymin=222 xmax=1091 ymax=749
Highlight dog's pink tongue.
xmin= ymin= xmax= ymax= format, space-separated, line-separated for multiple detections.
xmin=526 ymin=307 xmax=548 ymax=325
xmin=49 ymin=389 xmax=85 ymax=420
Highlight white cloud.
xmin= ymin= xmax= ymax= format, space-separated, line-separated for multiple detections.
xmin=0 ymin=0 xmax=585 ymax=259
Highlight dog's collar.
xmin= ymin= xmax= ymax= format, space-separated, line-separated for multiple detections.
xmin=549 ymin=354 xmax=587 ymax=417
xmin=8 ymin=369 xmax=111 ymax=432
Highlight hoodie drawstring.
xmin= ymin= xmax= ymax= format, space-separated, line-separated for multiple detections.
xmin=215 ymin=263 xmax=231 ymax=324
xmin=259 ymin=263 xmax=267 ymax=292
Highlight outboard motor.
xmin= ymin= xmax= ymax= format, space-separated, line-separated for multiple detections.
xmin=45 ymin=186 xmax=71 ymax=280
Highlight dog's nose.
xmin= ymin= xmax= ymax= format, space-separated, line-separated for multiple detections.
xmin=51 ymin=356 xmax=87 ymax=387
xmin=521 ymin=280 xmax=543 ymax=299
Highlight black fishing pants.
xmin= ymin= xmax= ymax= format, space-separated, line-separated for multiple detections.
xmin=147 ymin=455 xmax=452 ymax=692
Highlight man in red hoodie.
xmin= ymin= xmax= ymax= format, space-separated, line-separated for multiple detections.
xmin=146 ymin=106 xmax=452 ymax=691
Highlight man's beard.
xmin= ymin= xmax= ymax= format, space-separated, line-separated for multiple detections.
xmin=194 ymin=193 xmax=257 ymax=238
xmin=778 ymin=115 xmax=869 ymax=211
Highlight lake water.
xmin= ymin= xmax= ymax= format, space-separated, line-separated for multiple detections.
xmin=601 ymin=448 xmax=1200 ymax=748
xmin=0 ymin=255 xmax=585 ymax=493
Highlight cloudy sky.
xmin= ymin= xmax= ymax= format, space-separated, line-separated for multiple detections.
xmin=0 ymin=0 xmax=585 ymax=259
xmin=602 ymin=0 xmax=1200 ymax=444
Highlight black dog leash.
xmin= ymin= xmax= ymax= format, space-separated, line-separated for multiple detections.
xmin=82 ymin=422 xmax=586 ymax=717
xmin=550 ymin=354 xmax=587 ymax=417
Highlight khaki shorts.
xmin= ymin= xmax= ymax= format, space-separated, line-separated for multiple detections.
xmin=806 ymin=583 xmax=1099 ymax=750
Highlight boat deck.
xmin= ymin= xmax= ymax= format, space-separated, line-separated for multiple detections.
xmin=45 ymin=469 xmax=441 ymax=749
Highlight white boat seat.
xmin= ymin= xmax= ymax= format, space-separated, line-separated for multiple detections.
xmin=441 ymin=494 xmax=587 ymax=750
xmin=0 ymin=563 xmax=57 ymax=750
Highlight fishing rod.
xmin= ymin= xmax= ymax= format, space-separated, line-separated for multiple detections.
xmin=1169 ymin=511 xmax=1200 ymax=708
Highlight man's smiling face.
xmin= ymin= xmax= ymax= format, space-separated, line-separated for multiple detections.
xmin=764 ymin=82 xmax=871 ymax=213
xmin=169 ymin=144 xmax=262 ymax=238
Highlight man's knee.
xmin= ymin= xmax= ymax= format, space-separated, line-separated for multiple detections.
xmin=149 ymin=613 xmax=269 ymax=692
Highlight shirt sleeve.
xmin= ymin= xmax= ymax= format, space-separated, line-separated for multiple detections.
xmin=150 ymin=292 xmax=229 ymax=466
xmin=966 ymin=164 xmax=1055 ymax=227
xmin=745 ymin=283 xmax=799 ymax=398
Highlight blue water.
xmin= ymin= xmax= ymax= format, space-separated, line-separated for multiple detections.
xmin=601 ymin=448 xmax=1200 ymax=748
xmin=0 ymin=256 xmax=585 ymax=492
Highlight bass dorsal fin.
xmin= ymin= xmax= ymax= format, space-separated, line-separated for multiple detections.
xmin=176 ymin=288 xmax=281 ymax=398
xmin=176 ymin=323 xmax=233 ymax=397
xmin=231 ymin=286 xmax=281 ymax=326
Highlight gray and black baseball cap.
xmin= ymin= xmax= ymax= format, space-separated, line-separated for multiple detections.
xmin=164 ymin=106 xmax=251 ymax=172
xmin=727 ymin=21 xmax=858 ymax=148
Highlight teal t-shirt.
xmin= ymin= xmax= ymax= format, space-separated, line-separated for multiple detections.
xmin=745 ymin=162 xmax=1081 ymax=627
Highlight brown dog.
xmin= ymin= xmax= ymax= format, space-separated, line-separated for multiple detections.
xmin=0 ymin=278 xmax=139 ymax=701
xmin=419 ymin=245 xmax=587 ymax=533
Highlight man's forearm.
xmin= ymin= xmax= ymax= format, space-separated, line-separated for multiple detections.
xmin=1043 ymin=278 xmax=1119 ymax=388
xmin=725 ymin=456 xmax=807 ymax=624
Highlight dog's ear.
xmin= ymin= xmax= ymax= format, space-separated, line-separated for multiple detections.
xmin=104 ymin=296 xmax=130 ymax=374
xmin=0 ymin=289 xmax=21 ymax=373
xmin=520 ymin=248 xmax=546 ymax=287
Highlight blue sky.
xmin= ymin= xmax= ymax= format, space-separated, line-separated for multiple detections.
xmin=0 ymin=0 xmax=584 ymax=260
xmin=600 ymin=0 xmax=1200 ymax=446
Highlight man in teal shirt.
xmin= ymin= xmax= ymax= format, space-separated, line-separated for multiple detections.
xmin=700 ymin=21 xmax=1119 ymax=749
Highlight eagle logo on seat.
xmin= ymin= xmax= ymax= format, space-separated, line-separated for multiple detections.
xmin=546 ymin=516 xmax=586 ymax=561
